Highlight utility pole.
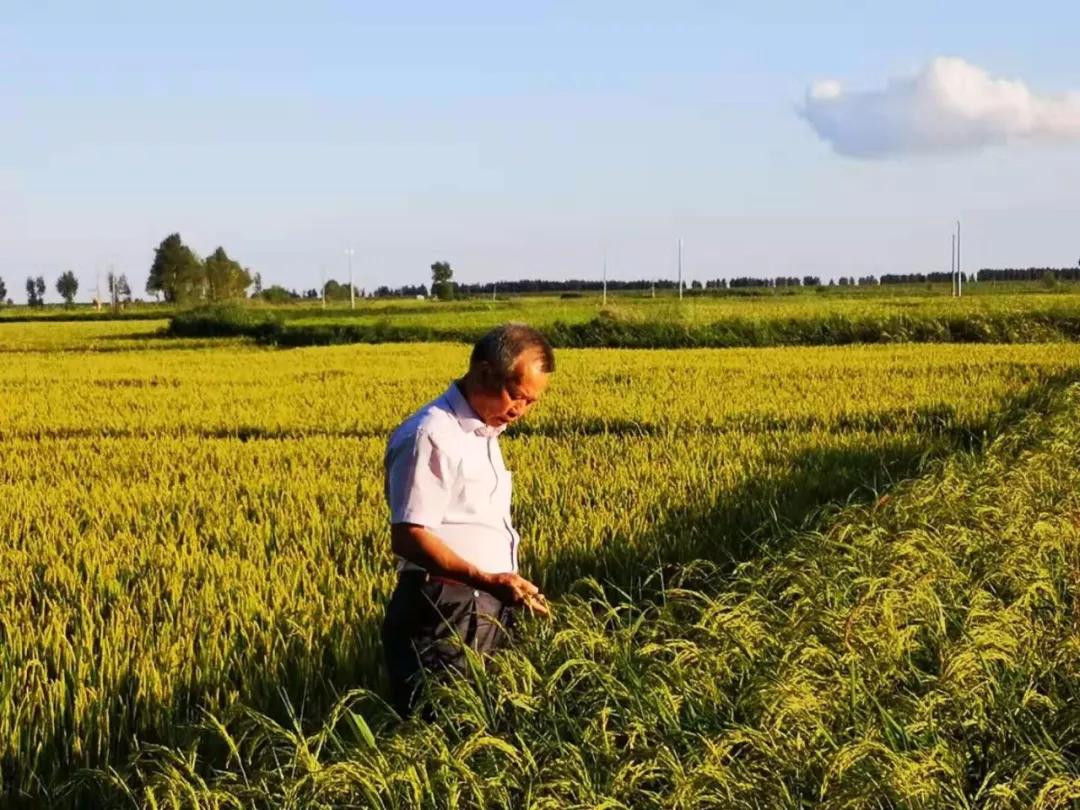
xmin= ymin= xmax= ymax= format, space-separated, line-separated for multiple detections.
xmin=602 ymin=252 xmax=608 ymax=307
xmin=956 ymin=220 xmax=962 ymax=297
xmin=345 ymin=248 xmax=355 ymax=309
xmin=951 ymin=234 xmax=956 ymax=297
xmin=492 ymin=281 xmax=497 ymax=302
xmin=677 ymin=238 xmax=683 ymax=300
xmin=320 ymin=265 xmax=326 ymax=309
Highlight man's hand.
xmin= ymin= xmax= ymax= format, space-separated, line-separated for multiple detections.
xmin=482 ymin=572 xmax=549 ymax=616
xmin=390 ymin=523 xmax=550 ymax=616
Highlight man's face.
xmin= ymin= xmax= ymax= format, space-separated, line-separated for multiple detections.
xmin=472 ymin=349 xmax=550 ymax=428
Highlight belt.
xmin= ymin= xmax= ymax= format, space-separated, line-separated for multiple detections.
xmin=399 ymin=569 xmax=469 ymax=588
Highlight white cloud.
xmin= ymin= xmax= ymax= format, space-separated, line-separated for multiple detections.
xmin=802 ymin=57 xmax=1080 ymax=158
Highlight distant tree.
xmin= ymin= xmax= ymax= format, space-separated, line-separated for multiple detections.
xmin=56 ymin=271 xmax=79 ymax=305
xmin=204 ymin=247 xmax=253 ymax=300
xmin=0 ymin=276 xmax=6 ymax=304
xmin=323 ymin=279 xmax=344 ymax=300
xmin=256 ymin=285 xmax=301 ymax=303
xmin=25 ymin=275 xmax=47 ymax=306
xmin=252 ymin=272 xmax=263 ymax=297
xmin=106 ymin=272 xmax=132 ymax=306
xmin=729 ymin=277 xmax=771 ymax=289
xmin=116 ymin=274 xmax=132 ymax=303
xmin=26 ymin=276 xmax=46 ymax=306
xmin=147 ymin=233 xmax=203 ymax=303
xmin=431 ymin=261 xmax=454 ymax=300
xmin=322 ymin=279 xmax=360 ymax=302
xmin=371 ymin=283 xmax=429 ymax=298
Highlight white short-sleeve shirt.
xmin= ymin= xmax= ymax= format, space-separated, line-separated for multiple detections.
xmin=384 ymin=381 xmax=521 ymax=574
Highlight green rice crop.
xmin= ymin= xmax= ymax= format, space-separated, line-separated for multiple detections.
xmin=169 ymin=293 xmax=1080 ymax=348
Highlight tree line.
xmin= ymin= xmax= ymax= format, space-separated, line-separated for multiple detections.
xmin=9 ymin=271 xmax=134 ymax=307
xmin=242 ymin=264 xmax=1077 ymax=300
xmin=253 ymin=281 xmax=366 ymax=304
xmin=3 ymin=272 xmax=85 ymax=307
xmin=976 ymin=267 xmax=1080 ymax=282
xmin=367 ymin=272 xmax=984 ymax=297
xmin=0 ymin=233 xmax=254 ymax=307
xmin=4 ymin=246 xmax=1078 ymax=309
xmin=252 ymin=260 xmax=452 ymax=302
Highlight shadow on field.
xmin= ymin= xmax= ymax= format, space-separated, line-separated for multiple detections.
xmin=13 ymin=370 xmax=1080 ymax=809
xmin=532 ymin=440 xmax=926 ymax=602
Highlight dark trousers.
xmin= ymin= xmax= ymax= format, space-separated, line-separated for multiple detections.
xmin=381 ymin=571 xmax=516 ymax=719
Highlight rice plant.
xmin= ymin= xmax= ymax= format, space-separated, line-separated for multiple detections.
xmin=2 ymin=324 xmax=1079 ymax=806
xmin=83 ymin=383 xmax=1080 ymax=809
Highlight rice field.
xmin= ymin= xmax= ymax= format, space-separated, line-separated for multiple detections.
xmin=262 ymin=288 xmax=1080 ymax=333
xmin=169 ymin=291 xmax=1080 ymax=348
xmin=100 ymin=380 xmax=1080 ymax=810
xmin=2 ymin=320 xmax=1079 ymax=806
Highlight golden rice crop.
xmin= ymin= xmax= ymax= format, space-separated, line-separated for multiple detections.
xmin=98 ymin=382 xmax=1080 ymax=810
xmin=2 ymin=323 xmax=1080 ymax=803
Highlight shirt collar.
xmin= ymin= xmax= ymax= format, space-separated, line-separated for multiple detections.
xmin=444 ymin=380 xmax=506 ymax=438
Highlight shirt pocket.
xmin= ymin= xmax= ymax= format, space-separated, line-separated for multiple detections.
xmin=458 ymin=454 xmax=496 ymax=513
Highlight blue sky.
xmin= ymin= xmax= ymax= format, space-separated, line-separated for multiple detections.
xmin=3 ymin=1 xmax=1079 ymax=301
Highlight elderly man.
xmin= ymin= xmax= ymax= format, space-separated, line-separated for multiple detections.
xmin=381 ymin=323 xmax=554 ymax=718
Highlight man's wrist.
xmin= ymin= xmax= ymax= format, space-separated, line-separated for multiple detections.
xmin=468 ymin=568 xmax=496 ymax=591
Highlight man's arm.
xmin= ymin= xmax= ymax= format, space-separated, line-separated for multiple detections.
xmin=391 ymin=522 xmax=548 ymax=614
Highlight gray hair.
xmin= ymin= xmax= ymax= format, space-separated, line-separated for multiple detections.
xmin=469 ymin=323 xmax=555 ymax=389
